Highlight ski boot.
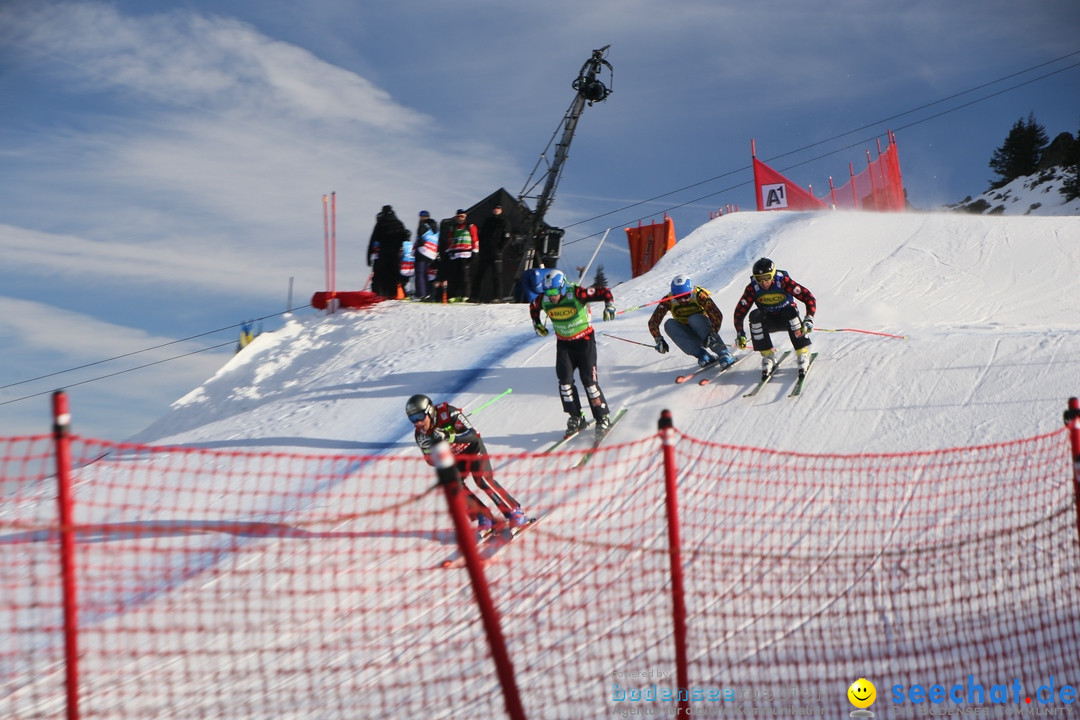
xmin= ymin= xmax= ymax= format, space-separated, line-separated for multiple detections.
xmin=716 ymin=349 xmax=736 ymax=370
xmin=565 ymin=412 xmax=588 ymax=438
xmin=697 ymin=350 xmax=718 ymax=368
xmin=760 ymin=349 xmax=777 ymax=380
xmin=476 ymin=514 xmax=495 ymax=541
xmin=594 ymin=414 xmax=613 ymax=442
xmin=796 ymin=347 xmax=812 ymax=379
xmin=507 ymin=508 xmax=529 ymax=529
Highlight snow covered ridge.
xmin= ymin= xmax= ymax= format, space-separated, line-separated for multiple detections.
xmin=946 ymin=165 xmax=1080 ymax=216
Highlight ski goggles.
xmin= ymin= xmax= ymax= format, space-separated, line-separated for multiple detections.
xmin=408 ymin=412 xmax=428 ymax=423
xmin=753 ymin=270 xmax=776 ymax=284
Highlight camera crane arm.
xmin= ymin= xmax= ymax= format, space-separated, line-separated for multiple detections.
xmin=516 ymin=46 xmax=613 ymax=273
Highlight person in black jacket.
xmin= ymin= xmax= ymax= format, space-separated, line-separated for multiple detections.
xmin=367 ymin=205 xmax=409 ymax=299
xmin=474 ymin=204 xmax=511 ymax=302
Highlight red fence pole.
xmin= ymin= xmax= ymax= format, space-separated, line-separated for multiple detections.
xmin=330 ymin=191 xmax=337 ymax=300
xmin=658 ymin=410 xmax=689 ymax=714
xmin=322 ymin=194 xmax=330 ymax=312
xmin=434 ymin=442 xmax=526 ymax=720
xmin=1065 ymin=397 xmax=1080 ymax=548
xmin=52 ymin=391 xmax=80 ymax=720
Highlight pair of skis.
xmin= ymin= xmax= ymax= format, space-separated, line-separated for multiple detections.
xmin=541 ymin=406 xmax=627 ymax=467
xmin=676 ymin=350 xmax=817 ymax=397
xmin=742 ymin=351 xmax=818 ymax=397
xmin=439 ymin=515 xmax=544 ymax=568
xmin=675 ymin=353 xmax=748 ymax=385
xmin=572 ymin=407 xmax=627 ymax=468
xmin=543 ymin=418 xmax=594 ymax=453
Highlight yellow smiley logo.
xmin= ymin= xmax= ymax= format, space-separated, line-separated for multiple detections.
xmin=848 ymin=678 xmax=876 ymax=709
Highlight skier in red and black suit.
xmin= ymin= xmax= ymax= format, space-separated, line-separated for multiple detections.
xmin=405 ymin=394 xmax=527 ymax=533
xmin=732 ymin=257 xmax=817 ymax=380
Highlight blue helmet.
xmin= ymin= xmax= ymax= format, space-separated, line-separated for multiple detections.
xmin=541 ymin=269 xmax=567 ymax=296
xmin=671 ymin=275 xmax=693 ymax=298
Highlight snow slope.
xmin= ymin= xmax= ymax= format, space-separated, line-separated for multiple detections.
xmin=132 ymin=210 xmax=1080 ymax=456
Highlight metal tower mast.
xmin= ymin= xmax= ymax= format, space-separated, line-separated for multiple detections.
xmin=517 ymin=45 xmax=613 ymax=272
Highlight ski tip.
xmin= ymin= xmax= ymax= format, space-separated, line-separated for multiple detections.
xmin=675 ymin=375 xmax=690 ymax=384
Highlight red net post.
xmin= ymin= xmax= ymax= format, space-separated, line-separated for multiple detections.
xmin=51 ymin=391 xmax=80 ymax=720
xmin=433 ymin=442 xmax=525 ymax=720
xmin=1066 ymin=397 xmax=1080 ymax=547
xmin=658 ymin=410 xmax=689 ymax=715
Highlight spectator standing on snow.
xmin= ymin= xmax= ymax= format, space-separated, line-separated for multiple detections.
xmin=475 ymin=204 xmax=511 ymax=302
xmin=367 ymin=205 xmax=409 ymax=299
xmin=443 ymin=209 xmax=478 ymax=301
xmin=413 ymin=210 xmax=439 ymax=300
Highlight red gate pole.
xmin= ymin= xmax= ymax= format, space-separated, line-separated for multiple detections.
xmin=322 ymin=194 xmax=330 ymax=310
xmin=52 ymin=391 xmax=80 ymax=720
xmin=433 ymin=442 xmax=526 ymax=720
xmin=658 ymin=410 xmax=690 ymax=714
xmin=1064 ymin=397 xmax=1080 ymax=548
xmin=330 ymin=191 xmax=337 ymax=299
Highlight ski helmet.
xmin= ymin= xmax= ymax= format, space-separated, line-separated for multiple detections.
xmin=752 ymin=257 xmax=776 ymax=283
xmin=670 ymin=275 xmax=693 ymax=299
xmin=405 ymin=394 xmax=435 ymax=423
xmin=541 ymin=269 xmax=567 ymax=296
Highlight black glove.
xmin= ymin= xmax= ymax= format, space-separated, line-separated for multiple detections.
xmin=654 ymin=336 xmax=669 ymax=354
xmin=432 ymin=428 xmax=455 ymax=444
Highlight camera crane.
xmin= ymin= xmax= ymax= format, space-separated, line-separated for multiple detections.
xmin=516 ymin=45 xmax=613 ymax=275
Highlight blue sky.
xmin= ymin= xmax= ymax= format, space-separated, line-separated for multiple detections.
xmin=1 ymin=0 xmax=1078 ymax=439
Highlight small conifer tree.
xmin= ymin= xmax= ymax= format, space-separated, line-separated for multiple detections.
xmin=591 ymin=265 xmax=610 ymax=289
xmin=988 ymin=112 xmax=1049 ymax=190
xmin=1059 ymin=123 xmax=1080 ymax=202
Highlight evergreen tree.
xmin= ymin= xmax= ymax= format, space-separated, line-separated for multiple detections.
xmin=988 ymin=112 xmax=1049 ymax=190
xmin=1060 ymin=122 xmax=1080 ymax=203
xmin=591 ymin=265 xmax=610 ymax=289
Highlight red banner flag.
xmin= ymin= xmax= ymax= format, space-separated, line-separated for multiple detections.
xmin=753 ymin=157 xmax=828 ymax=211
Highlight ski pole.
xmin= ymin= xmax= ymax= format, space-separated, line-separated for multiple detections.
xmin=616 ymin=291 xmax=691 ymax=316
xmin=577 ymin=227 xmax=611 ymax=283
xmin=600 ymin=332 xmax=655 ymax=348
xmin=466 ymin=388 xmax=513 ymax=417
xmin=817 ymin=327 xmax=907 ymax=340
